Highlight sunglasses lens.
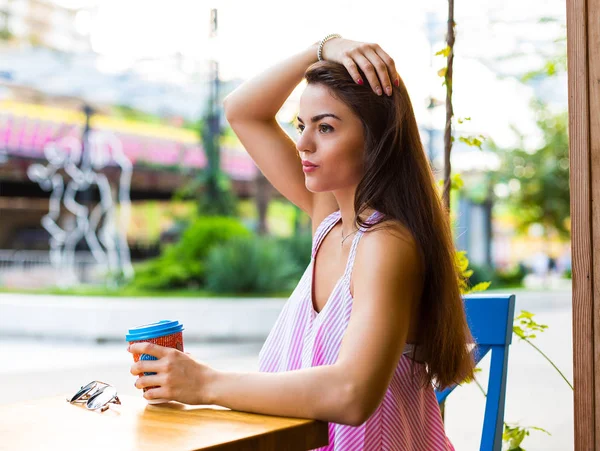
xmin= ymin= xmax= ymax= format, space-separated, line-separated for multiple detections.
xmin=69 ymin=381 xmax=97 ymax=403
xmin=87 ymin=386 xmax=117 ymax=410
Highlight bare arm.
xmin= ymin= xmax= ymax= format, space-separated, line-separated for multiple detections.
xmin=223 ymin=43 xmax=337 ymax=218
xmin=129 ymin=223 xmax=422 ymax=425
xmin=205 ymin=224 xmax=421 ymax=425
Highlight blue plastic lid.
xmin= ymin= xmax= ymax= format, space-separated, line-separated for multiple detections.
xmin=126 ymin=320 xmax=184 ymax=342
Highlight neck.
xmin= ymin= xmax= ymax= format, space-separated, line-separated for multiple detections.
xmin=333 ymin=185 xmax=375 ymax=239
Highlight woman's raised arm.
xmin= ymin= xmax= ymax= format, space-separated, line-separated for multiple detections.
xmin=223 ymin=39 xmax=399 ymax=221
xmin=223 ymin=43 xmax=333 ymax=219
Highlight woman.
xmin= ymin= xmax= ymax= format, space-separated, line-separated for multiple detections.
xmin=129 ymin=36 xmax=475 ymax=450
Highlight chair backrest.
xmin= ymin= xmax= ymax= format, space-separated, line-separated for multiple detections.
xmin=435 ymin=294 xmax=516 ymax=451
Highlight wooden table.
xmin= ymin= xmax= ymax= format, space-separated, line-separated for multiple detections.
xmin=0 ymin=395 xmax=329 ymax=451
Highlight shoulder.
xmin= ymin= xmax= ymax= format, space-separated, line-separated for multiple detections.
xmin=359 ymin=218 xmax=424 ymax=275
xmin=351 ymin=217 xmax=424 ymax=316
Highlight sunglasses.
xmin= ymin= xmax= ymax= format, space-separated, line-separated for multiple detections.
xmin=66 ymin=380 xmax=121 ymax=412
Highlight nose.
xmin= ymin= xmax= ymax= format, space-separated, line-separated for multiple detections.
xmin=295 ymin=132 xmax=315 ymax=156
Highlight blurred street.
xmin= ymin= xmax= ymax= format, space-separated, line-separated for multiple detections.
xmin=0 ymin=289 xmax=573 ymax=451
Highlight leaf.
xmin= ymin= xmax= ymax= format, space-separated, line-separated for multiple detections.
xmin=513 ymin=325 xmax=526 ymax=339
xmin=455 ymin=250 xmax=470 ymax=273
xmin=438 ymin=67 xmax=447 ymax=77
xmin=503 ymin=424 xmax=528 ymax=448
xmin=470 ymin=281 xmax=492 ymax=293
xmin=503 ymin=423 xmax=552 ymax=449
xmin=435 ymin=46 xmax=451 ymax=57
xmin=451 ymin=173 xmax=464 ymax=190
xmin=457 ymin=117 xmax=472 ymax=124
xmin=458 ymin=135 xmax=486 ymax=150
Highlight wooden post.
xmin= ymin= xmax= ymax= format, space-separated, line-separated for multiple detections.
xmin=566 ymin=0 xmax=600 ymax=448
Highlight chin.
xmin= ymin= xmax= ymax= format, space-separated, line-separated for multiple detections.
xmin=305 ymin=178 xmax=330 ymax=193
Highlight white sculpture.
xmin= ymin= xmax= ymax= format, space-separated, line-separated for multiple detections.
xmin=27 ymin=131 xmax=134 ymax=287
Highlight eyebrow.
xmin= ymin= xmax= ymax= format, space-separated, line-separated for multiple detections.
xmin=296 ymin=113 xmax=342 ymax=124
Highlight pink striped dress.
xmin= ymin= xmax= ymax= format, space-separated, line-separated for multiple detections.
xmin=259 ymin=210 xmax=455 ymax=450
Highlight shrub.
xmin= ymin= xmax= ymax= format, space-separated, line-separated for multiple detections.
xmin=466 ymin=262 xmax=527 ymax=290
xmin=495 ymin=264 xmax=527 ymax=287
xmin=276 ymin=233 xmax=313 ymax=280
xmin=467 ymin=263 xmax=498 ymax=288
xmin=132 ymin=216 xmax=251 ymax=290
xmin=205 ymin=236 xmax=300 ymax=295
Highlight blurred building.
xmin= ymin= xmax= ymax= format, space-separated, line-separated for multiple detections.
xmin=0 ymin=96 xmax=258 ymax=249
xmin=0 ymin=0 xmax=92 ymax=52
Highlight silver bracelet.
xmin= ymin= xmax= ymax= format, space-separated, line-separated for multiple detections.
xmin=318 ymin=33 xmax=341 ymax=61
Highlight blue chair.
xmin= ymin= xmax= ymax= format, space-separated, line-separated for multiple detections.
xmin=435 ymin=294 xmax=516 ymax=451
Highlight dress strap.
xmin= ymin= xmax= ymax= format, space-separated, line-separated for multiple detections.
xmin=342 ymin=211 xmax=383 ymax=280
xmin=311 ymin=210 xmax=342 ymax=259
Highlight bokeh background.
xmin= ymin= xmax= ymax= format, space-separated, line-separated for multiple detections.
xmin=0 ymin=1 xmax=572 ymax=449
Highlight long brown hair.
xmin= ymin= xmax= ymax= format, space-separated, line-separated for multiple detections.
xmin=305 ymin=61 xmax=474 ymax=390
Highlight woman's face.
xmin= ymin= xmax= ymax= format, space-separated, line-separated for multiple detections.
xmin=296 ymin=83 xmax=365 ymax=193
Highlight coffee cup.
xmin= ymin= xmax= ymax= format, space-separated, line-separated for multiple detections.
xmin=126 ymin=320 xmax=184 ymax=404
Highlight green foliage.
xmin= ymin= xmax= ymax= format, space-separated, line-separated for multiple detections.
xmin=205 ymin=236 xmax=300 ymax=294
xmin=438 ymin=173 xmax=464 ymax=191
xmin=513 ymin=310 xmax=548 ymax=341
xmin=503 ymin=424 xmax=551 ymax=450
xmin=447 ymin=21 xmax=567 ymax=451
xmin=462 ymin=262 xmax=526 ymax=292
xmin=196 ymin=171 xmax=239 ymax=217
xmin=456 ymin=250 xmax=472 ymax=294
xmin=495 ymin=265 xmax=527 ymax=287
xmin=0 ymin=28 xmax=13 ymax=41
xmin=276 ymin=233 xmax=313 ymax=281
xmin=458 ymin=134 xmax=486 ymax=150
xmin=174 ymin=117 xmax=238 ymax=217
xmin=521 ymin=32 xmax=566 ymax=83
xmin=113 ymin=105 xmax=165 ymax=125
xmin=492 ymin=101 xmax=570 ymax=238
xmin=131 ymin=217 xmax=251 ymax=290
xmin=435 ymin=45 xmax=451 ymax=57
xmin=197 ymin=115 xmax=239 ymax=217
xmin=456 ymin=251 xmax=492 ymax=295
xmin=465 ymin=262 xmax=495 ymax=288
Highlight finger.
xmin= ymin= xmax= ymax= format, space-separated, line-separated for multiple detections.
xmin=135 ymin=374 xmax=163 ymax=390
xmin=143 ymin=387 xmax=170 ymax=402
xmin=342 ymin=57 xmax=364 ymax=85
xmin=130 ymin=359 xmax=162 ymax=376
xmin=129 ymin=342 xmax=170 ymax=359
xmin=373 ymin=45 xmax=399 ymax=90
xmin=363 ymin=47 xmax=393 ymax=96
xmin=352 ymin=53 xmax=382 ymax=96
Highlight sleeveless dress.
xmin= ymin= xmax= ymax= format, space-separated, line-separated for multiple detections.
xmin=258 ymin=210 xmax=455 ymax=451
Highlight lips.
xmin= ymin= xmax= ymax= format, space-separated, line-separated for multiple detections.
xmin=302 ymin=161 xmax=318 ymax=168
xmin=301 ymin=160 xmax=319 ymax=173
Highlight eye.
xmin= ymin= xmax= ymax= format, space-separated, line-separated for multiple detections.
xmin=296 ymin=124 xmax=305 ymax=134
xmin=319 ymin=124 xmax=333 ymax=133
